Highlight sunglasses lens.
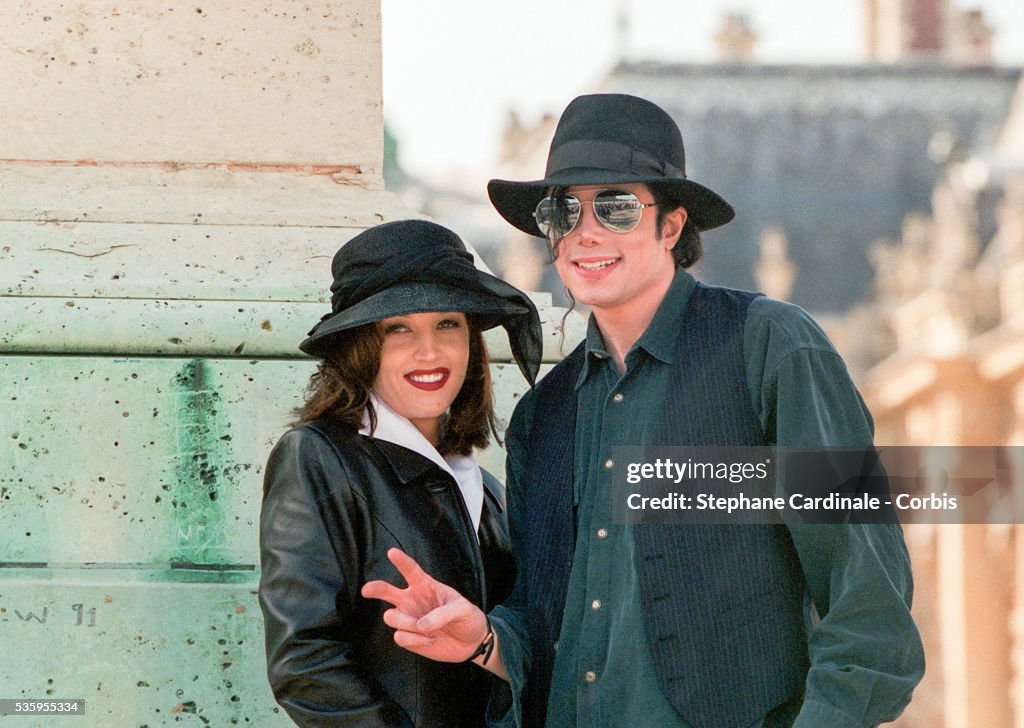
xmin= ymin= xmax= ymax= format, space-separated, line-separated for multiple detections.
xmin=533 ymin=191 xmax=647 ymax=237
xmin=534 ymin=196 xmax=580 ymax=238
xmin=593 ymin=191 xmax=644 ymax=232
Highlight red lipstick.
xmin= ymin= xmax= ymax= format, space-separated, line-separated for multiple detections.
xmin=404 ymin=368 xmax=450 ymax=391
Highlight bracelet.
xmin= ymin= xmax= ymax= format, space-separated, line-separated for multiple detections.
xmin=466 ymin=617 xmax=496 ymax=665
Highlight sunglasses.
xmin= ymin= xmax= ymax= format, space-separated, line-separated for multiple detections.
xmin=533 ymin=189 xmax=657 ymax=239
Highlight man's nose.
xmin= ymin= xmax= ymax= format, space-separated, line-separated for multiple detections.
xmin=569 ymin=202 xmax=603 ymax=246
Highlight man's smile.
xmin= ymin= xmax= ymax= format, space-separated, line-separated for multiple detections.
xmin=572 ymin=257 xmax=621 ymax=277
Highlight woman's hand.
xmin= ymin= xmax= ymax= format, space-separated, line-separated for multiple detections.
xmin=362 ymin=548 xmax=488 ymax=663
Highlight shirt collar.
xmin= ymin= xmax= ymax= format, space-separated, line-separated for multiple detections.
xmin=575 ymin=269 xmax=698 ymax=390
xmin=360 ymin=393 xmax=484 ymax=533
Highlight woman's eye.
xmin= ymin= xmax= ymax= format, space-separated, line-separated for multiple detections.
xmin=383 ymin=323 xmax=409 ymax=334
xmin=437 ymin=318 xmax=463 ymax=330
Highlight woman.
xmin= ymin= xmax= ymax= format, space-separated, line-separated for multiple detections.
xmin=258 ymin=219 xmax=542 ymax=727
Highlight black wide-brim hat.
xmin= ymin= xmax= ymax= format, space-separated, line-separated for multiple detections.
xmin=300 ymin=219 xmax=542 ymax=386
xmin=488 ymin=93 xmax=735 ymax=238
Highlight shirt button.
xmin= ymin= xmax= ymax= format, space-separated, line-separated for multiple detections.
xmin=612 ymin=393 xmax=624 ymax=403
xmin=591 ymin=599 xmax=602 ymax=611
xmin=604 ymin=459 xmax=614 ymax=469
xmin=597 ymin=527 xmax=608 ymax=539
xmin=584 ymin=670 xmax=597 ymax=683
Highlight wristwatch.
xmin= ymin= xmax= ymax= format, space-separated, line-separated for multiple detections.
xmin=466 ymin=617 xmax=496 ymax=665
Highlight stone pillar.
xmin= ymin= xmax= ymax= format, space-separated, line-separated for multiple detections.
xmin=928 ymin=366 xmax=1013 ymax=728
xmin=936 ymin=522 xmax=1014 ymax=728
xmin=869 ymin=358 xmax=1015 ymax=727
xmin=0 ymin=3 xmax=574 ymax=723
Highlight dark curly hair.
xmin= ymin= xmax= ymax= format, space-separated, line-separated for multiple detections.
xmin=649 ymin=181 xmax=703 ymax=268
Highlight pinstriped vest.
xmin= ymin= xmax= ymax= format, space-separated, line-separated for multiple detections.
xmin=518 ymin=284 xmax=809 ymax=728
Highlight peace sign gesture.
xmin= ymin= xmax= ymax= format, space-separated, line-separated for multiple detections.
xmin=362 ymin=548 xmax=505 ymax=676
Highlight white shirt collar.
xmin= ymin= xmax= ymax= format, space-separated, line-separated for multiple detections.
xmin=360 ymin=393 xmax=484 ymax=534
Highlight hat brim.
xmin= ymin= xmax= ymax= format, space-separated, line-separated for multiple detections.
xmin=488 ymin=171 xmax=735 ymax=238
xmin=299 ymin=281 xmax=531 ymax=358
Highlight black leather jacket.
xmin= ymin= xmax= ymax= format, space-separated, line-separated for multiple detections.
xmin=258 ymin=417 xmax=514 ymax=727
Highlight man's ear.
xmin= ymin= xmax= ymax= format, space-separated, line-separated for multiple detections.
xmin=661 ymin=206 xmax=687 ymax=249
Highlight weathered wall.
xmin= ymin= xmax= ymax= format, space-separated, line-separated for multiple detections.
xmin=0 ymin=3 xmax=577 ymax=725
xmin=1 ymin=2 xmax=380 ymax=167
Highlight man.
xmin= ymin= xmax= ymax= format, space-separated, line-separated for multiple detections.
xmin=363 ymin=93 xmax=924 ymax=728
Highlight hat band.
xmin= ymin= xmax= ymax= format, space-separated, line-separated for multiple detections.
xmin=546 ymin=139 xmax=685 ymax=180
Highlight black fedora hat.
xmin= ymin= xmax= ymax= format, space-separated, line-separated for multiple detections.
xmin=300 ymin=219 xmax=542 ymax=386
xmin=488 ymin=93 xmax=734 ymax=238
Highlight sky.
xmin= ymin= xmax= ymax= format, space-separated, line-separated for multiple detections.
xmin=381 ymin=0 xmax=1024 ymax=186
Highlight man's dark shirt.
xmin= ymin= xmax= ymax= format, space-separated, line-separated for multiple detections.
xmin=488 ymin=270 xmax=924 ymax=727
